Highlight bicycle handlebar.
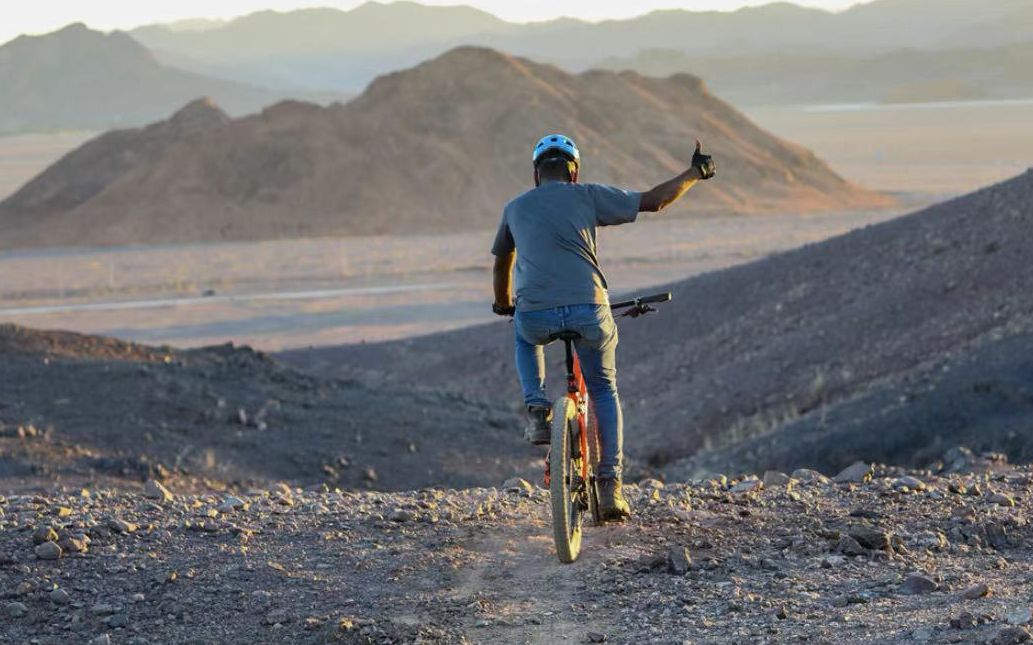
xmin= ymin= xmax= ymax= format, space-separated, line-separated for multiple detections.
xmin=610 ymin=292 xmax=672 ymax=310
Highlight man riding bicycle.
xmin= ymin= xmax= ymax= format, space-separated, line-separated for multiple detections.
xmin=491 ymin=134 xmax=716 ymax=521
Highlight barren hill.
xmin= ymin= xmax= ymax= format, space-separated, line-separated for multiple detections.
xmin=0 ymin=47 xmax=888 ymax=250
xmin=280 ymin=170 xmax=1033 ymax=478
xmin=0 ymin=23 xmax=317 ymax=134
xmin=0 ymin=323 xmax=532 ymax=492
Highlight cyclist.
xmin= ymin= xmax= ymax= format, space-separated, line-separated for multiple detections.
xmin=491 ymin=133 xmax=715 ymax=520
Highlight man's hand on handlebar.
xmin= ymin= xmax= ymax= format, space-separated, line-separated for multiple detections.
xmin=620 ymin=303 xmax=656 ymax=318
xmin=492 ymin=303 xmax=515 ymax=317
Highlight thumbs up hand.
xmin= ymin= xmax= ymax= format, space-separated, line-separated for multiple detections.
xmin=692 ymin=139 xmax=716 ymax=180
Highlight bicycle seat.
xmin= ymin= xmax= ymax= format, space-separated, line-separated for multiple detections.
xmin=549 ymin=330 xmax=582 ymax=342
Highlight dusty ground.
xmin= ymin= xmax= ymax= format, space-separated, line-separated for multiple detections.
xmin=2 ymin=460 xmax=1032 ymax=645
xmin=0 ymin=209 xmax=904 ymax=349
xmin=742 ymin=100 xmax=1033 ymax=198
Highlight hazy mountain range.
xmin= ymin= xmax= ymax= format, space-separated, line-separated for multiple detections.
xmin=128 ymin=0 xmax=1033 ymax=99
xmin=0 ymin=47 xmax=889 ymax=250
xmin=0 ymin=23 xmax=343 ymax=134
xmin=599 ymin=41 xmax=1033 ymax=106
xmin=1 ymin=0 xmax=1030 ymax=134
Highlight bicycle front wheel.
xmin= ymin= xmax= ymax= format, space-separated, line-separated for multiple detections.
xmin=550 ymin=396 xmax=584 ymax=563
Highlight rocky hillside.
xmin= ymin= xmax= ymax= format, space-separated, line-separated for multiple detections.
xmin=0 ymin=24 xmax=318 ymax=134
xmin=0 ymin=47 xmax=889 ymax=250
xmin=0 ymin=324 xmax=532 ymax=493
xmin=280 ymin=170 xmax=1033 ymax=478
xmin=2 ymin=459 xmax=1032 ymax=644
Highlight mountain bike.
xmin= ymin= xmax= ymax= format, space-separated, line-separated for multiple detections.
xmin=545 ymin=292 xmax=671 ymax=563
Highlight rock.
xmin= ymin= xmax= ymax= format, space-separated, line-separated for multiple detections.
xmin=34 ymin=540 xmax=62 ymax=560
xmin=895 ymin=476 xmax=926 ymax=491
xmin=836 ymin=535 xmax=866 ymax=557
xmin=834 ymin=461 xmax=873 ymax=484
xmin=730 ymin=478 xmax=763 ymax=494
xmin=6 ymin=601 xmax=28 ymax=618
xmin=143 ymin=479 xmax=173 ymax=502
xmin=54 ymin=506 xmax=73 ymax=517
xmin=822 ymin=555 xmax=846 ymax=569
xmin=900 ymin=574 xmax=938 ymax=595
xmin=791 ymin=469 xmax=829 ymax=485
xmin=1007 ymin=607 xmax=1033 ymax=626
xmin=848 ymin=526 xmax=892 ymax=551
xmin=217 ymin=496 xmax=248 ymax=513
xmin=990 ymin=493 xmax=1017 ymax=507
xmin=502 ymin=477 xmax=534 ymax=494
xmin=639 ymin=478 xmax=664 ymax=489
xmin=109 ymin=518 xmax=138 ymax=533
xmin=993 ymin=626 xmax=1032 ymax=645
xmin=666 ymin=545 xmax=692 ymax=575
xmin=265 ymin=609 xmax=291 ymax=625
xmin=961 ymin=583 xmax=992 ymax=600
xmin=763 ymin=471 xmax=792 ymax=487
xmin=106 ymin=613 xmax=130 ymax=628
xmin=50 ymin=588 xmax=71 ymax=605
xmin=58 ymin=536 xmax=88 ymax=554
xmin=587 ymin=632 xmax=607 ymax=643
xmin=950 ymin=611 xmax=978 ymax=630
xmin=389 ymin=509 xmax=414 ymax=522
xmin=91 ymin=603 xmax=122 ymax=616
xmin=32 ymin=525 xmax=59 ymax=544
xmin=363 ymin=467 xmax=378 ymax=483
xmin=90 ymin=636 xmax=112 ymax=645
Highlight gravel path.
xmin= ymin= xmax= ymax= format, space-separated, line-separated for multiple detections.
xmin=3 ymin=462 xmax=1032 ymax=644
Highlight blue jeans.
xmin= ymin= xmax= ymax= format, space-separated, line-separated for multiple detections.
xmin=514 ymin=304 xmax=623 ymax=480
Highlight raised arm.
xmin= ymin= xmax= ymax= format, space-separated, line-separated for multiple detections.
xmin=639 ymin=139 xmax=716 ymax=213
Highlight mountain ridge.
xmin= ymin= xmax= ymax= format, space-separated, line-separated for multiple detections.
xmin=0 ymin=46 xmax=889 ymax=250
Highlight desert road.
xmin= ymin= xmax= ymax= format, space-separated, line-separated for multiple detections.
xmin=0 ymin=282 xmax=458 ymax=317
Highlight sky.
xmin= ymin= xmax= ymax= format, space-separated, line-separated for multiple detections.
xmin=1 ymin=0 xmax=865 ymax=44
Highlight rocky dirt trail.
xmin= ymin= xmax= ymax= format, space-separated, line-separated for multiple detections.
xmin=3 ymin=458 xmax=1033 ymax=644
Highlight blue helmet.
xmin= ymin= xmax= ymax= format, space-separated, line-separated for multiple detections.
xmin=532 ymin=134 xmax=580 ymax=167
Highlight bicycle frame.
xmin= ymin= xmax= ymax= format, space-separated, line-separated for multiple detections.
xmin=565 ymin=340 xmax=591 ymax=482
xmin=544 ymin=338 xmax=590 ymax=488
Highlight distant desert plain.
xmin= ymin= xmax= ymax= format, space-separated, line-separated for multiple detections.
xmin=1 ymin=97 xmax=1029 ymax=349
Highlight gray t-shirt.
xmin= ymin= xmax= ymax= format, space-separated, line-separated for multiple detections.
xmin=491 ymin=182 xmax=642 ymax=311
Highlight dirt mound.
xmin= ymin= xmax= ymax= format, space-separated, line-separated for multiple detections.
xmin=2 ymin=463 xmax=1032 ymax=644
xmin=0 ymin=46 xmax=890 ymax=249
xmin=0 ymin=325 xmax=532 ymax=492
xmin=0 ymin=23 xmax=313 ymax=134
xmin=280 ymin=170 xmax=1033 ymax=477
xmin=0 ymin=324 xmax=168 ymax=362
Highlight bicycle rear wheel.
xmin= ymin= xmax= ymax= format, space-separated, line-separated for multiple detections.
xmin=550 ymin=396 xmax=585 ymax=563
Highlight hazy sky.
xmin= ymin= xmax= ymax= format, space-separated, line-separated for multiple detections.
xmin=2 ymin=0 xmax=865 ymax=43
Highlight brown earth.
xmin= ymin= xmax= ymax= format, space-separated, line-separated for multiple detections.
xmin=0 ymin=47 xmax=890 ymax=250
xmin=2 ymin=462 xmax=1033 ymax=644
xmin=280 ymin=170 xmax=1033 ymax=478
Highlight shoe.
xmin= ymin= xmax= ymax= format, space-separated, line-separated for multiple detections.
xmin=597 ymin=477 xmax=631 ymax=521
xmin=524 ymin=405 xmax=552 ymax=445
